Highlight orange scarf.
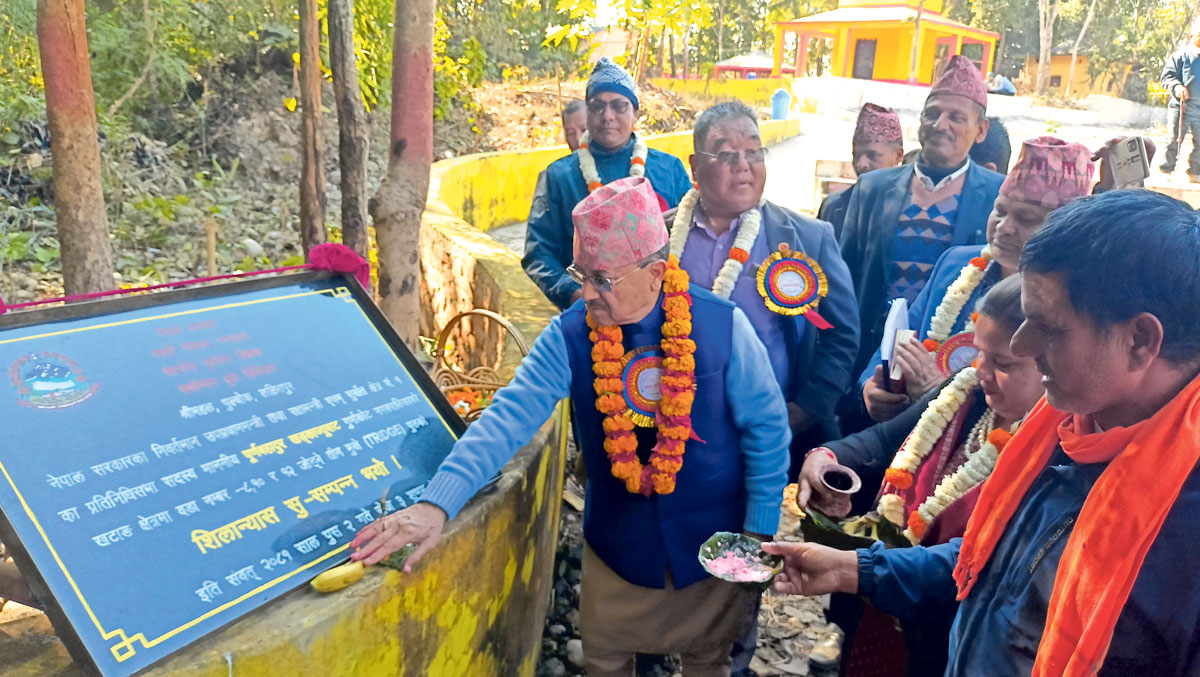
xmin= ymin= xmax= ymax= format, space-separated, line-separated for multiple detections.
xmin=954 ymin=373 xmax=1200 ymax=675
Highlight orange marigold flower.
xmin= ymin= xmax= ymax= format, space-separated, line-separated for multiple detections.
xmin=661 ymin=374 xmax=692 ymax=390
xmin=630 ymin=156 xmax=646 ymax=166
xmin=663 ymin=338 xmax=697 ymax=355
xmin=660 ymin=425 xmax=690 ymax=441
xmin=923 ymin=338 xmax=941 ymax=352
xmin=594 ymin=363 xmax=622 ymax=378
xmin=728 ymin=247 xmax=750 ymax=264
xmin=663 ymin=296 xmax=690 ymax=315
xmin=651 ymin=474 xmax=676 ymax=494
xmin=969 ymin=257 xmax=988 ymax=270
xmin=907 ymin=511 xmax=927 ymax=539
xmin=603 ymin=416 xmax=635 ymax=433
xmin=594 ymin=378 xmax=622 ymax=396
xmin=651 ymin=457 xmax=683 ymax=474
xmin=664 ymin=355 xmax=697 ymax=372
xmin=987 ymin=429 xmax=1014 ymax=448
xmin=885 ymin=468 xmax=914 ymax=490
xmin=970 ymin=312 xmax=980 ymax=324
xmin=587 ymin=181 xmax=603 ymax=192
xmin=597 ymin=394 xmax=627 ymax=413
xmin=661 ymin=390 xmax=695 ymax=415
xmin=662 ymin=320 xmax=693 ymax=336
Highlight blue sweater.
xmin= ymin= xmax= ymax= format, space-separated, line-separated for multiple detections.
xmin=522 ymin=139 xmax=693 ymax=309
xmin=420 ymin=294 xmax=790 ymax=567
xmin=857 ymin=448 xmax=1200 ymax=675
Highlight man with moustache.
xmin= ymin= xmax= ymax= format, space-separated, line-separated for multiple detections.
xmin=354 ymin=177 xmax=791 ymax=677
xmin=765 ymin=190 xmax=1200 ymax=674
xmin=839 ymin=56 xmax=1004 ymax=412
xmin=524 ymin=58 xmax=693 ymax=310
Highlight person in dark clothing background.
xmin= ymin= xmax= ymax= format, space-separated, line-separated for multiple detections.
xmin=818 ymin=103 xmax=905 ymax=239
xmin=1159 ymin=19 xmax=1200 ymax=180
xmin=968 ymin=117 xmax=1010 ymax=174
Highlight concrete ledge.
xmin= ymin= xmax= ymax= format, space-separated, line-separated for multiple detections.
xmin=650 ymin=77 xmax=795 ymax=107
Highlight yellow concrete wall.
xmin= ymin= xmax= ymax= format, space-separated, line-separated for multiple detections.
xmin=1021 ymin=55 xmax=1131 ymax=98
xmin=647 ymin=77 xmax=792 ymax=107
xmin=436 ymin=119 xmax=802 ymax=235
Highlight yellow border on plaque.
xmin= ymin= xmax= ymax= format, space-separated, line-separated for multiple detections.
xmin=0 ymin=283 xmax=458 ymax=663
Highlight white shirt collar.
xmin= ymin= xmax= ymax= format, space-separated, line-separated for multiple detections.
xmin=913 ymin=157 xmax=972 ymax=191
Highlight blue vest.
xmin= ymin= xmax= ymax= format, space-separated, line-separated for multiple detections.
xmin=561 ymin=286 xmax=746 ymax=588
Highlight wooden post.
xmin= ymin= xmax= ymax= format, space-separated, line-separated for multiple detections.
xmin=909 ymin=0 xmax=926 ymax=83
xmin=205 ymin=219 xmax=218 ymax=275
xmin=37 ymin=0 xmax=114 ymax=295
xmin=370 ymin=0 xmax=434 ymax=347
xmin=298 ymin=0 xmax=327 ymax=255
xmin=328 ymin=0 xmax=370 ymax=263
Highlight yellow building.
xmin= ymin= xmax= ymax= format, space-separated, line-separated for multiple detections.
xmin=773 ymin=0 xmax=999 ymax=85
xmin=1019 ymin=53 xmax=1134 ymax=99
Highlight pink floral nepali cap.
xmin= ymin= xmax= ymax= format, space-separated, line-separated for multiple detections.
xmin=928 ymin=55 xmax=988 ymax=111
xmin=572 ymin=176 xmax=668 ymax=271
xmin=999 ymin=136 xmax=1095 ymax=210
xmin=854 ymin=103 xmax=903 ymax=145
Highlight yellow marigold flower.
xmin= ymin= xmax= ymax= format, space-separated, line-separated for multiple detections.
xmin=664 ymin=355 xmax=697 ymax=372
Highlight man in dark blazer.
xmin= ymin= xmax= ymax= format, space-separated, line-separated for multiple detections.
xmin=839 ymin=56 xmax=1004 ymax=420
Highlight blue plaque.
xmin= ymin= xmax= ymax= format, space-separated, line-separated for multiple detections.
xmin=0 ymin=272 xmax=464 ymax=675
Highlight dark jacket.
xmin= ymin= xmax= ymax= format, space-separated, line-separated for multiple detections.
xmin=1161 ymin=45 xmax=1200 ymax=108
xmin=817 ymin=186 xmax=853 ymax=241
xmin=758 ymin=202 xmax=861 ymax=423
xmin=858 ymin=451 xmax=1200 ymax=675
xmin=838 ymin=161 xmax=1003 ymax=381
xmin=522 ymin=140 xmax=692 ymax=309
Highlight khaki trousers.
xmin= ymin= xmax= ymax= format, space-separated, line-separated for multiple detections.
xmin=579 ymin=544 xmax=759 ymax=677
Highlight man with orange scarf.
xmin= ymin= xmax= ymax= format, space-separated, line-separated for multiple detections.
xmin=763 ymin=189 xmax=1200 ymax=675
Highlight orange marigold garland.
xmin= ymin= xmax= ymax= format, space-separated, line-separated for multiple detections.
xmin=587 ymin=255 xmax=697 ymax=496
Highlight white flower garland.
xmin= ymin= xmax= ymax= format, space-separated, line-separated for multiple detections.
xmin=900 ymin=412 xmax=1021 ymax=545
xmin=886 ymin=367 xmax=979 ymax=478
xmin=669 ymin=188 xmax=763 ymax=299
xmin=927 ymin=247 xmax=993 ymax=344
xmin=578 ymin=131 xmax=648 ymax=191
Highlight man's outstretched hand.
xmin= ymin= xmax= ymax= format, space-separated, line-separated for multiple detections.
xmin=762 ymin=541 xmax=860 ymax=597
xmin=350 ymin=502 xmax=447 ymax=570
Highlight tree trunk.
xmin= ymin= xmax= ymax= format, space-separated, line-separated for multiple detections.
xmin=716 ymin=0 xmax=725 ymax=62
xmin=298 ymin=0 xmax=327 ymax=254
xmin=327 ymin=0 xmax=370 ymax=265
xmin=37 ymin=0 xmax=113 ymax=295
xmin=682 ymin=25 xmax=690 ymax=78
xmin=370 ymin=0 xmax=433 ymax=347
xmin=658 ymin=25 xmax=668 ymax=78
xmin=1036 ymin=0 xmax=1060 ymax=95
xmin=669 ymin=32 xmax=677 ymax=78
xmin=1064 ymin=0 xmax=1099 ymax=100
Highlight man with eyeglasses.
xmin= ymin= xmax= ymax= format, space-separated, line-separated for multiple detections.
xmin=670 ymin=100 xmax=859 ymax=676
xmin=523 ymin=57 xmax=693 ymax=310
xmin=353 ymin=177 xmax=791 ymax=677
xmin=838 ymin=56 xmax=1004 ymax=432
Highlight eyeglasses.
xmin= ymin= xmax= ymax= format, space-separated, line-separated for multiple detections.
xmin=566 ymin=261 xmax=649 ymax=293
xmin=696 ymin=147 xmax=769 ymax=166
xmin=587 ymin=99 xmax=633 ymax=116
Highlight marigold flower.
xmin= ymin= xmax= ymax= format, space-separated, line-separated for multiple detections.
xmin=594 ymin=378 xmax=622 ymax=396
xmin=664 ymin=355 xmax=696 ymax=372
xmin=907 ymin=511 xmax=927 ymax=539
xmin=594 ymin=361 xmax=622 ymax=378
xmin=987 ymin=429 xmax=1014 ymax=448
xmin=661 ymin=374 xmax=692 ymax=390
xmin=663 ymin=320 xmax=692 ymax=336
xmin=588 ymin=181 xmax=603 ymax=192
xmin=969 ymin=256 xmax=988 ymax=270
xmin=661 ymin=390 xmax=695 ymax=415
xmin=923 ymin=338 xmax=941 ymax=352
xmin=631 ymin=156 xmax=646 ymax=166
xmin=651 ymin=457 xmax=683 ymax=474
xmin=659 ymin=425 xmax=690 ymax=441
xmin=651 ymin=474 xmax=676 ymax=494
xmin=728 ymin=247 xmax=750 ymax=264
xmin=885 ymin=467 xmax=914 ymax=490
xmin=603 ymin=416 xmax=635 ymax=433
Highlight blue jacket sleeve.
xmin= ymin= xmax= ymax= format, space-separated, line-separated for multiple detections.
xmin=522 ymin=169 xmax=580 ymax=310
xmin=856 ymin=270 xmax=934 ymax=392
xmin=1162 ymin=51 xmax=1185 ymax=95
xmin=793 ymin=223 xmax=860 ymax=419
xmin=857 ymin=538 xmax=962 ymax=623
xmin=419 ymin=317 xmax=572 ymax=519
xmin=726 ymin=307 xmax=792 ymax=535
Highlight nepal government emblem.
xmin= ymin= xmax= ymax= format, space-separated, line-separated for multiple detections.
xmin=10 ymin=352 xmax=99 ymax=409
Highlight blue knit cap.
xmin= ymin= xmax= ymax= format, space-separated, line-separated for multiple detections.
xmin=586 ymin=57 xmax=639 ymax=109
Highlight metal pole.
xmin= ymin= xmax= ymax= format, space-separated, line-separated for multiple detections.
xmin=908 ymin=0 xmax=926 ymax=83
